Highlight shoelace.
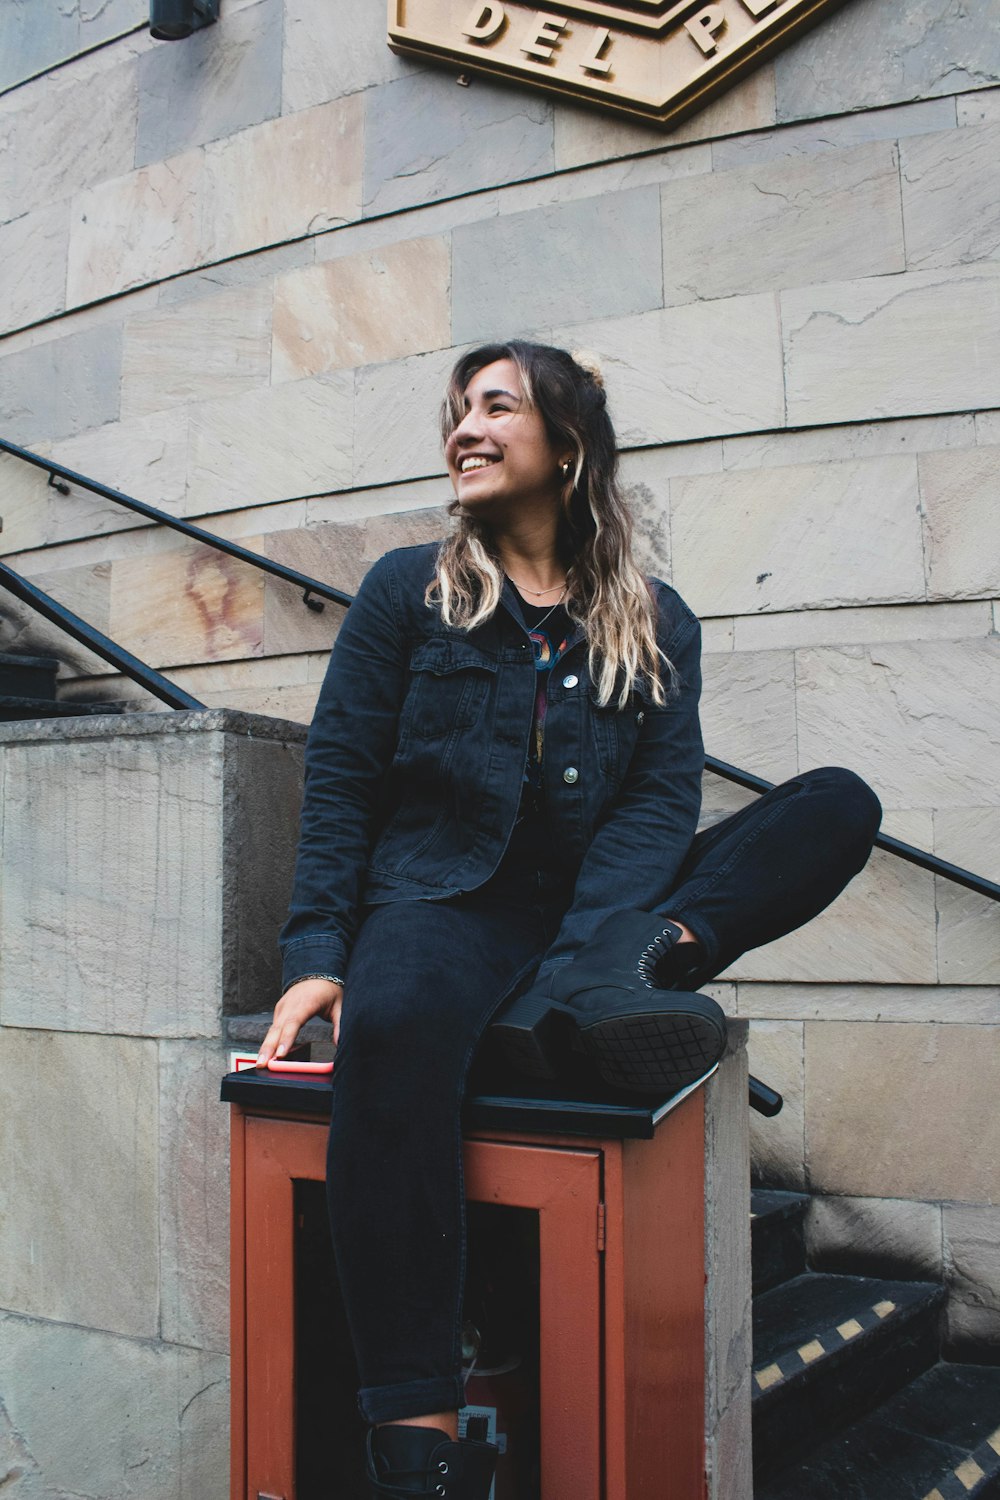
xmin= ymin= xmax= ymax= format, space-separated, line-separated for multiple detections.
xmin=636 ymin=926 xmax=679 ymax=988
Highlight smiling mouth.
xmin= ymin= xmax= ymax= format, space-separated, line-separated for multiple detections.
xmin=459 ymin=455 xmax=500 ymax=473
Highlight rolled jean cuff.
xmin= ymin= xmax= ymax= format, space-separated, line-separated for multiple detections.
xmin=358 ymin=1373 xmax=466 ymax=1425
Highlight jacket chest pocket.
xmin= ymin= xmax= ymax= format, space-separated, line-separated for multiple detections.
xmin=588 ymin=683 xmax=649 ymax=782
xmin=403 ymin=639 xmax=497 ymax=740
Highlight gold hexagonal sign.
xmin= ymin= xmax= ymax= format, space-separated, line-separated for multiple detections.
xmin=388 ymin=0 xmax=847 ymax=127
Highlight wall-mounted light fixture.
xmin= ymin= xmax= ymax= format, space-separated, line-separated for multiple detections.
xmin=150 ymin=0 xmax=219 ymax=41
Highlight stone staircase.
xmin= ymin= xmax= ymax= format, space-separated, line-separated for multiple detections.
xmin=752 ymin=1188 xmax=1000 ymax=1498
xmin=0 ymin=651 xmax=124 ymax=720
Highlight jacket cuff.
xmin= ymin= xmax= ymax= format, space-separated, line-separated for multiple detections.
xmin=281 ymin=935 xmax=350 ymax=994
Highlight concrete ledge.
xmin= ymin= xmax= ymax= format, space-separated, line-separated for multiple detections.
xmin=0 ymin=706 xmax=308 ymax=746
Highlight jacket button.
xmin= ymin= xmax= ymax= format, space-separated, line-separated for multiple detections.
xmin=562 ymin=674 xmax=579 ymax=689
xmin=563 ymin=766 xmax=579 ymax=784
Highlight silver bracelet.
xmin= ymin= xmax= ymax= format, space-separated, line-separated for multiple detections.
xmin=282 ymin=972 xmax=344 ymax=994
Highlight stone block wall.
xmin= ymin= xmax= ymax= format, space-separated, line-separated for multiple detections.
xmin=0 ymin=0 xmax=998 ymax=1471
xmin=0 ymin=712 xmax=304 ymax=1499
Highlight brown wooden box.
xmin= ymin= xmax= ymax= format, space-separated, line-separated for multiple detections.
xmin=223 ymin=1056 xmax=748 ymax=1500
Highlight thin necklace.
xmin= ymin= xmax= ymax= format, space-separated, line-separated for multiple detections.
xmin=507 ymin=576 xmax=566 ymax=597
xmin=522 ymin=588 xmax=567 ymax=632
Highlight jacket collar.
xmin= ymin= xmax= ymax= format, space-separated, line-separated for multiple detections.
xmin=499 ymin=576 xmax=587 ymax=650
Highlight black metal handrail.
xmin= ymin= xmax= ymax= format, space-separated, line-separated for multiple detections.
xmin=0 ymin=561 xmax=205 ymax=710
xmin=3 ymin=437 xmax=998 ymax=904
xmin=0 ymin=438 xmax=351 ymax=612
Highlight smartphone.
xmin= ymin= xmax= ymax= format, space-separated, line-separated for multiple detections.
xmin=263 ymin=1058 xmax=334 ymax=1075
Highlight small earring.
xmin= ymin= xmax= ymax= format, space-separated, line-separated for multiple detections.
xmin=560 ymin=461 xmax=571 ymax=477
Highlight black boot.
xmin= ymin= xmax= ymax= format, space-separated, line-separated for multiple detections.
xmin=490 ymin=910 xmax=727 ymax=1096
xmin=365 ymin=1423 xmax=498 ymax=1499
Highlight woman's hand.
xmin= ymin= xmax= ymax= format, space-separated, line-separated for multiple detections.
xmin=256 ymin=978 xmax=344 ymax=1066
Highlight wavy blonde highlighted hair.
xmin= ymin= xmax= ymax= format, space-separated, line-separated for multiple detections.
xmin=430 ymin=340 xmax=672 ymax=708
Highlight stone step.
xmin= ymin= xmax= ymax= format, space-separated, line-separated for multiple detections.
xmin=0 ymin=695 xmax=126 ymax=721
xmin=752 ymin=1271 xmax=946 ymax=1481
xmin=750 ymin=1187 xmax=810 ymax=1294
xmin=756 ymin=1361 xmax=1000 ymax=1499
xmin=0 ymin=651 xmax=59 ymax=699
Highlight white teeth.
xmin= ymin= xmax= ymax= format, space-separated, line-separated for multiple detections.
xmin=461 ymin=456 xmax=497 ymax=472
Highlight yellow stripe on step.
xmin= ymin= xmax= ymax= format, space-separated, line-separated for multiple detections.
xmin=797 ymin=1339 xmax=825 ymax=1364
xmin=754 ymin=1364 xmax=784 ymax=1391
xmin=836 ymin=1318 xmax=863 ymax=1340
xmin=955 ymin=1457 xmax=985 ymax=1490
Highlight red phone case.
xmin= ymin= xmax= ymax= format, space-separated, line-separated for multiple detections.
xmin=263 ymin=1058 xmax=334 ymax=1075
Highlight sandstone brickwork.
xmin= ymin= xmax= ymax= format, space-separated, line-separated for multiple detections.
xmin=1 ymin=0 xmax=999 ymax=1491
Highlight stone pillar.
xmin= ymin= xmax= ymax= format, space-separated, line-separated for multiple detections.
xmin=704 ymin=1022 xmax=753 ymax=1500
xmin=0 ymin=710 xmax=305 ymax=1500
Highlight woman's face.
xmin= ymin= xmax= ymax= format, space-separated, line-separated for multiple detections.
xmin=444 ymin=359 xmax=567 ymax=521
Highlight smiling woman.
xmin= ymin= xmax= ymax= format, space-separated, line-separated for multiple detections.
xmin=435 ymin=342 xmax=669 ymax=710
xmin=257 ymin=339 xmax=882 ymax=1498
xmin=445 ymin=358 xmax=567 ymax=511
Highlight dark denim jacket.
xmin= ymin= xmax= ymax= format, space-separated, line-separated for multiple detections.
xmin=279 ymin=542 xmax=704 ymax=991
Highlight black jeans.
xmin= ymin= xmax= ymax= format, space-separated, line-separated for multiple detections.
xmin=327 ymin=766 xmax=881 ymax=1424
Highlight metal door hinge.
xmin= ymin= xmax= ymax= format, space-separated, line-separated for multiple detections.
xmin=597 ymin=1201 xmax=606 ymax=1253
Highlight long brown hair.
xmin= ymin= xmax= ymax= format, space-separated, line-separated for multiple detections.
xmin=431 ymin=340 xmax=671 ymax=707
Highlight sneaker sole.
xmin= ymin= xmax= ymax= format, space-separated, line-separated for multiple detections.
xmin=490 ymin=989 xmax=727 ymax=1095
xmin=577 ymin=1008 xmax=727 ymax=1095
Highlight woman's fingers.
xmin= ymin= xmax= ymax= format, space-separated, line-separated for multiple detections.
xmin=257 ymin=979 xmax=343 ymax=1065
xmin=257 ymin=1010 xmax=308 ymax=1064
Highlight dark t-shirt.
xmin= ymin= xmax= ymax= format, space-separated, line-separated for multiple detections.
xmin=503 ymin=596 xmax=573 ymax=875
